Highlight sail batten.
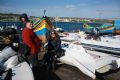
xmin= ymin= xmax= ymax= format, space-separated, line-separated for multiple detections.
xmin=33 ymin=17 xmax=52 ymax=42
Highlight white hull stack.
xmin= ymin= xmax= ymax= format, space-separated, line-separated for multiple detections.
xmin=59 ymin=32 xmax=120 ymax=79
xmin=12 ymin=62 xmax=34 ymax=80
xmin=0 ymin=47 xmax=34 ymax=80
xmin=59 ymin=42 xmax=120 ymax=79
xmin=80 ymin=35 xmax=120 ymax=54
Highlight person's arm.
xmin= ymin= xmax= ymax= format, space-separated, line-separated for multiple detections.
xmin=34 ymin=34 xmax=42 ymax=47
xmin=54 ymin=37 xmax=61 ymax=51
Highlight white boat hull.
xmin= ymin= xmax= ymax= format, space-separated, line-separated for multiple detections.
xmin=59 ymin=42 xmax=120 ymax=79
xmin=80 ymin=38 xmax=120 ymax=54
xmin=12 ymin=62 xmax=34 ymax=80
xmin=0 ymin=47 xmax=34 ymax=80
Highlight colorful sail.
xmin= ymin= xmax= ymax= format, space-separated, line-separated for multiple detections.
xmin=33 ymin=17 xmax=52 ymax=43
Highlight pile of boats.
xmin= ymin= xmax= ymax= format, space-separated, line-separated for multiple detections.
xmin=80 ymin=34 xmax=120 ymax=54
xmin=58 ymin=31 xmax=120 ymax=79
xmin=0 ymin=29 xmax=120 ymax=80
xmin=0 ymin=46 xmax=34 ymax=80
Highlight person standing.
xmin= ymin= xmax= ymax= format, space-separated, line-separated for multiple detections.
xmin=22 ymin=21 xmax=40 ymax=79
xmin=19 ymin=13 xmax=29 ymax=30
xmin=18 ymin=13 xmax=29 ymax=43
xmin=43 ymin=30 xmax=65 ymax=68
xmin=48 ymin=30 xmax=61 ymax=53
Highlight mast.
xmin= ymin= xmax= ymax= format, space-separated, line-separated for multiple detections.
xmin=43 ymin=9 xmax=46 ymax=17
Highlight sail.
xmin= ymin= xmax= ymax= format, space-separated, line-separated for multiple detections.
xmin=33 ymin=16 xmax=52 ymax=43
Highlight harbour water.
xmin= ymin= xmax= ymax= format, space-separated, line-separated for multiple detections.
xmin=0 ymin=21 xmax=102 ymax=32
xmin=52 ymin=22 xmax=102 ymax=32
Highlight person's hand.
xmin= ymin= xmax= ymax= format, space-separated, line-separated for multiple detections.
xmin=44 ymin=42 xmax=48 ymax=48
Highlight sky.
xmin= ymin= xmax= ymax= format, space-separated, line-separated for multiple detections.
xmin=0 ymin=0 xmax=120 ymax=19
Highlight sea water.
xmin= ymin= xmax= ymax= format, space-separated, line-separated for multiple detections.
xmin=0 ymin=21 xmax=102 ymax=32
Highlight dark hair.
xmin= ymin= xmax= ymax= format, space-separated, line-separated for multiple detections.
xmin=50 ymin=30 xmax=56 ymax=35
xmin=19 ymin=13 xmax=29 ymax=22
xmin=50 ymin=30 xmax=59 ymax=38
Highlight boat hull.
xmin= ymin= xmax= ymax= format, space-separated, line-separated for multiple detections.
xmin=81 ymin=39 xmax=120 ymax=54
xmin=59 ymin=41 xmax=120 ymax=79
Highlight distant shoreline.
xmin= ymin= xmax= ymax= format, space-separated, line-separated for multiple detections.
xmin=0 ymin=13 xmax=114 ymax=23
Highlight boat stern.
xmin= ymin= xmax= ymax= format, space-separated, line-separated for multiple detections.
xmin=96 ymin=60 xmax=119 ymax=73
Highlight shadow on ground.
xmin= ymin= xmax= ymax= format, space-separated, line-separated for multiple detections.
xmin=36 ymin=64 xmax=93 ymax=80
xmin=37 ymin=68 xmax=62 ymax=80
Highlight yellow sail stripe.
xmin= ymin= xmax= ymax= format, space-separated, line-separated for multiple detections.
xmin=33 ymin=18 xmax=41 ymax=25
xmin=33 ymin=20 xmax=46 ymax=31
xmin=34 ymin=24 xmax=46 ymax=32
xmin=33 ymin=21 xmax=51 ymax=32
xmin=33 ymin=19 xmax=46 ymax=29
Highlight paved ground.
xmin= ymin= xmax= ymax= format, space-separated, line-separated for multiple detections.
xmin=55 ymin=64 xmax=93 ymax=80
xmin=38 ymin=64 xmax=93 ymax=80
xmin=37 ymin=63 xmax=120 ymax=80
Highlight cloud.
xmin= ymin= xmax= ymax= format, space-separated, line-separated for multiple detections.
xmin=65 ymin=5 xmax=76 ymax=10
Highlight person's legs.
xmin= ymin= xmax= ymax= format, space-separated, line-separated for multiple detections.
xmin=43 ymin=52 xmax=51 ymax=64
xmin=28 ymin=54 xmax=38 ymax=67
xmin=28 ymin=54 xmax=39 ymax=80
